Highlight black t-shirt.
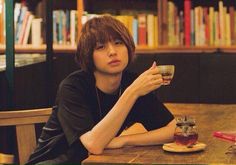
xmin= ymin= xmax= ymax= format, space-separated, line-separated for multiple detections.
xmin=27 ymin=70 xmax=174 ymax=164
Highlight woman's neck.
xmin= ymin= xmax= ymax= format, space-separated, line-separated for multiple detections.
xmin=94 ymin=71 xmax=122 ymax=94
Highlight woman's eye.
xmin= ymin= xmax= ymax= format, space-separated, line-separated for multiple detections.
xmin=114 ymin=39 xmax=123 ymax=45
xmin=95 ymin=44 xmax=105 ymax=50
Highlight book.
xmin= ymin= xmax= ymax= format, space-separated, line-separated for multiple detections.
xmin=229 ymin=7 xmax=235 ymax=45
xmin=22 ymin=14 xmax=34 ymax=45
xmin=15 ymin=6 xmax=27 ymax=43
xmin=168 ymin=1 xmax=175 ymax=46
xmin=209 ymin=7 xmax=214 ymax=46
xmin=162 ymin=0 xmax=168 ymax=45
xmin=138 ymin=14 xmax=147 ymax=46
xmin=132 ymin=18 xmax=138 ymax=45
xmin=31 ymin=18 xmax=42 ymax=46
xmin=18 ymin=11 xmax=30 ymax=44
xmin=0 ymin=0 xmax=5 ymax=44
xmin=213 ymin=131 xmax=236 ymax=142
xmin=147 ymin=14 xmax=155 ymax=47
xmin=184 ymin=0 xmax=191 ymax=46
xmin=70 ymin=10 xmax=76 ymax=46
xmin=157 ymin=0 xmax=162 ymax=45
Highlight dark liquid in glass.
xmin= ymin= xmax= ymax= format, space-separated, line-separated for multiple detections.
xmin=162 ymin=72 xmax=172 ymax=81
xmin=174 ymin=132 xmax=198 ymax=146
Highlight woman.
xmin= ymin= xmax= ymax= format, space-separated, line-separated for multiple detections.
xmin=27 ymin=15 xmax=176 ymax=164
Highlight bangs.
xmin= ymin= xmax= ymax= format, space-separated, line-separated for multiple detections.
xmin=92 ymin=26 xmax=123 ymax=44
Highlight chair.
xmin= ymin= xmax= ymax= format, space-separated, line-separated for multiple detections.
xmin=0 ymin=108 xmax=52 ymax=164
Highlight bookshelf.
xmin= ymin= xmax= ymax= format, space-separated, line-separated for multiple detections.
xmin=2 ymin=44 xmax=236 ymax=54
xmin=1 ymin=0 xmax=54 ymax=109
xmin=1 ymin=0 xmax=236 ymax=108
xmin=78 ymin=0 xmax=236 ymax=51
xmin=1 ymin=0 xmax=236 ymax=53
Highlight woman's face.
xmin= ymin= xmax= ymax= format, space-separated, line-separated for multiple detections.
xmin=93 ymin=39 xmax=129 ymax=75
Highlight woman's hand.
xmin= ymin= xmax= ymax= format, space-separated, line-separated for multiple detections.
xmin=128 ymin=61 xmax=163 ymax=98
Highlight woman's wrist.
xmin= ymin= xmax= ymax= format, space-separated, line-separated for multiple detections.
xmin=125 ymin=86 xmax=139 ymax=101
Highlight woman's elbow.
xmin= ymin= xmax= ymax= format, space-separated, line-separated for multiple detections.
xmin=80 ymin=133 xmax=104 ymax=155
xmin=86 ymin=143 xmax=104 ymax=155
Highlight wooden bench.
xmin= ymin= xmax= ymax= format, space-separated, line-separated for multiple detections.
xmin=0 ymin=108 xmax=52 ymax=164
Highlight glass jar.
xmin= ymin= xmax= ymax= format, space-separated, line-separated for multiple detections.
xmin=174 ymin=116 xmax=198 ymax=146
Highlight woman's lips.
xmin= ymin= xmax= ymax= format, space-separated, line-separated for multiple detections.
xmin=108 ymin=60 xmax=121 ymax=65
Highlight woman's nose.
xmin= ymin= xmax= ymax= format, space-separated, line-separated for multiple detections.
xmin=107 ymin=43 xmax=116 ymax=56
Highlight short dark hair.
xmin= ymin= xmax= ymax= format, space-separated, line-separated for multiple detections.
xmin=75 ymin=15 xmax=135 ymax=73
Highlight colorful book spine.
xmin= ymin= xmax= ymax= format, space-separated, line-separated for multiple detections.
xmin=132 ymin=18 xmax=138 ymax=45
xmin=22 ymin=14 xmax=34 ymax=45
xmin=138 ymin=14 xmax=147 ymax=46
xmin=184 ymin=0 xmax=191 ymax=46
xmin=0 ymin=0 xmax=5 ymax=44
xmin=190 ymin=9 xmax=195 ymax=46
xmin=209 ymin=7 xmax=214 ymax=46
xmin=229 ymin=7 xmax=235 ymax=45
xmin=162 ymin=0 xmax=168 ymax=45
xmin=147 ymin=14 xmax=155 ymax=47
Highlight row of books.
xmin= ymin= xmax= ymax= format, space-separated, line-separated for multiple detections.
xmin=53 ymin=10 xmax=78 ymax=46
xmin=83 ymin=0 xmax=236 ymax=47
xmin=0 ymin=1 xmax=43 ymax=45
xmin=159 ymin=0 xmax=236 ymax=46
xmin=14 ymin=2 xmax=42 ymax=45
xmin=2 ymin=0 xmax=236 ymax=47
xmin=54 ymin=11 xmax=158 ymax=48
xmin=81 ymin=12 xmax=158 ymax=48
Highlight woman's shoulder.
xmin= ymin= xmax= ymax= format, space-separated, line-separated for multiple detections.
xmin=59 ymin=70 xmax=94 ymax=89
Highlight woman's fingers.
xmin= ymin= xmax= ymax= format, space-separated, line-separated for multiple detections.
xmin=150 ymin=61 xmax=157 ymax=69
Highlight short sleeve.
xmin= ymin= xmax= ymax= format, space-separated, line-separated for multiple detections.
xmin=135 ymin=92 xmax=174 ymax=131
xmin=57 ymin=79 xmax=94 ymax=146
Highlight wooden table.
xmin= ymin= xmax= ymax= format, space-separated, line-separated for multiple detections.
xmin=82 ymin=103 xmax=236 ymax=164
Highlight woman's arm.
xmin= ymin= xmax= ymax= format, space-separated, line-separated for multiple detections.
xmin=80 ymin=62 xmax=163 ymax=154
xmin=106 ymin=119 xmax=176 ymax=149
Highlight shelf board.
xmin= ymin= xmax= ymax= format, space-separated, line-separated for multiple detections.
xmin=135 ymin=46 xmax=217 ymax=54
xmin=0 ymin=44 xmax=77 ymax=53
xmin=218 ymin=46 xmax=236 ymax=53
xmin=1 ymin=44 xmax=236 ymax=54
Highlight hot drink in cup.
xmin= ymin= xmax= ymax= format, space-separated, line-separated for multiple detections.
xmin=157 ymin=65 xmax=175 ymax=85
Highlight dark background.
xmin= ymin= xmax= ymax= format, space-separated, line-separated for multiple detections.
xmin=1 ymin=52 xmax=236 ymax=111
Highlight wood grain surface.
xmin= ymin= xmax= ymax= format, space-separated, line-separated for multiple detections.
xmin=83 ymin=103 xmax=236 ymax=164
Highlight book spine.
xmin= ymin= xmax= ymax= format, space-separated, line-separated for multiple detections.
xmin=184 ymin=0 xmax=191 ymax=46
xmin=138 ymin=14 xmax=147 ymax=46
xmin=226 ymin=13 xmax=231 ymax=46
xmin=0 ymin=0 xmax=4 ymax=44
xmin=132 ymin=18 xmax=138 ymax=46
xmin=190 ymin=9 xmax=195 ymax=46
xmin=70 ymin=10 xmax=76 ymax=46
xmin=18 ymin=11 xmax=30 ymax=44
xmin=147 ymin=14 xmax=155 ymax=47
xmin=229 ymin=7 xmax=235 ymax=45
xmin=22 ymin=14 xmax=34 ymax=45
xmin=162 ymin=0 xmax=168 ymax=45
xmin=31 ymin=18 xmax=42 ymax=46
xmin=209 ymin=7 xmax=214 ymax=46
xmin=154 ymin=16 xmax=158 ymax=47
xmin=157 ymin=0 xmax=163 ymax=45
xmin=219 ymin=1 xmax=224 ymax=45
xmin=203 ymin=7 xmax=209 ymax=46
